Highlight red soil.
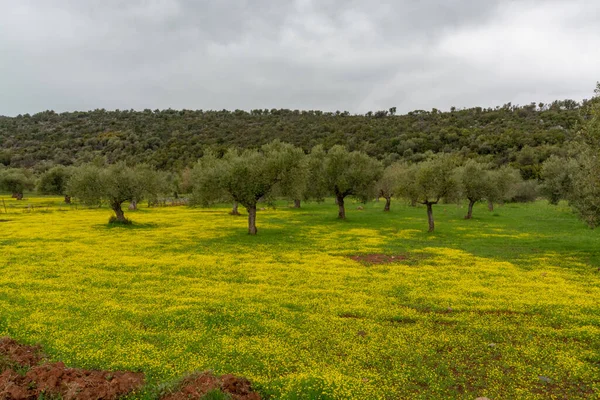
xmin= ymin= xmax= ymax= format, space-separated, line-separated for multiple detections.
xmin=162 ymin=372 xmax=261 ymax=400
xmin=0 ymin=337 xmax=144 ymax=400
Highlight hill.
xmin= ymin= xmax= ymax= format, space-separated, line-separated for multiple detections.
xmin=0 ymin=99 xmax=588 ymax=176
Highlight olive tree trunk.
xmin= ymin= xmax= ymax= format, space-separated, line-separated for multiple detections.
xmin=384 ymin=196 xmax=391 ymax=212
xmin=488 ymin=200 xmax=494 ymax=211
xmin=337 ymin=194 xmax=346 ymax=219
xmin=230 ymin=202 xmax=240 ymax=215
xmin=293 ymin=199 xmax=301 ymax=208
xmin=465 ymin=199 xmax=476 ymax=219
xmin=64 ymin=195 xmax=71 ymax=204
xmin=426 ymin=202 xmax=435 ymax=232
xmin=111 ymin=202 xmax=127 ymax=222
xmin=247 ymin=205 xmax=258 ymax=235
xmin=12 ymin=192 xmax=23 ymax=200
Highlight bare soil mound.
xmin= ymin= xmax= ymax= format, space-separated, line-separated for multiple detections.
xmin=162 ymin=372 xmax=261 ymax=400
xmin=0 ymin=337 xmax=144 ymax=400
xmin=0 ymin=338 xmax=43 ymax=370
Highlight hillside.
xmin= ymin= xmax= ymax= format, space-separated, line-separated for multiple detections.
xmin=0 ymin=99 xmax=587 ymax=174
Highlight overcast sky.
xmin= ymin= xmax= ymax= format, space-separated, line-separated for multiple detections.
xmin=0 ymin=0 xmax=598 ymax=116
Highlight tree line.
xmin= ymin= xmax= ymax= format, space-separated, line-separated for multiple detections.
xmin=1 ymin=134 xmax=598 ymax=235
xmin=0 ymin=95 xmax=591 ymax=178
xmin=2 ymin=84 xmax=598 ymax=233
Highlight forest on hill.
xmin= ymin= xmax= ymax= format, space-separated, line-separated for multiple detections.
xmin=0 ymin=98 xmax=590 ymax=176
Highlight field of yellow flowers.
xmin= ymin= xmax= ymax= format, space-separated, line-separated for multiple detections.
xmin=0 ymin=196 xmax=599 ymax=399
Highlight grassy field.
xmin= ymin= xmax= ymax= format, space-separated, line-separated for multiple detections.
xmin=0 ymin=195 xmax=599 ymax=399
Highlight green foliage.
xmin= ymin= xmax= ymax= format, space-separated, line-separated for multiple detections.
xmin=66 ymin=164 xmax=105 ymax=206
xmin=510 ymin=180 xmax=539 ymax=203
xmin=190 ymin=152 xmax=226 ymax=206
xmin=303 ymin=145 xmax=328 ymax=202
xmin=193 ymin=141 xmax=305 ymax=209
xmin=67 ymin=162 xmax=162 ymax=221
xmin=569 ymin=88 xmax=600 ymax=227
xmin=0 ymin=101 xmax=585 ymax=170
xmin=455 ymin=159 xmax=493 ymax=202
xmin=0 ymin=168 xmax=35 ymax=197
xmin=539 ymin=155 xmax=578 ymax=205
xmin=376 ymin=162 xmax=407 ymax=199
xmin=487 ymin=166 xmax=522 ymax=204
xmin=191 ymin=141 xmax=306 ymax=233
xmin=323 ymin=145 xmax=383 ymax=202
xmin=0 ymin=150 xmax=12 ymax=166
xmin=401 ymin=154 xmax=459 ymax=205
xmin=37 ymin=165 xmax=73 ymax=195
xmin=570 ymin=150 xmax=600 ymax=228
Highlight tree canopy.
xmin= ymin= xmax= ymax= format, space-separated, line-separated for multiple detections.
xmin=67 ymin=162 xmax=162 ymax=223
xmin=320 ymin=145 xmax=383 ymax=219
xmin=0 ymin=98 xmax=587 ymax=174
xmin=191 ymin=140 xmax=305 ymax=234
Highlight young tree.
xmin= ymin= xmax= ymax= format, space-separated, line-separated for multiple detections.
xmin=67 ymin=162 xmax=160 ymax=223
xmin=0 ymin=169 xmax=35 ymax=200
xmin=37 ymin=165 xmax=73 ymax=203
xmin=321 ymin=145 xmax=383 ymax=219
xmin=376 ymin=162 xmax=406 ymax=212
xmin=398 ymin=155 xmax=458 ymax=232
xmin=455 ymin=160 xmax=492 ymax=219
xmin=192 ymin=141 xmax=305 ymax=234
xmin=539 ymin=155 xmax=578 ymax=205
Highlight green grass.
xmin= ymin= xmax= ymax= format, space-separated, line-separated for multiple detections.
xmin=0 ymin=194 xmax=599 ymax=399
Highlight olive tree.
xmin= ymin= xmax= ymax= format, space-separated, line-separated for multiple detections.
xmin=570 ymin=151 xmax=600 ymax=228
xmin=0 ymin=168 xmax=35 ymax=200
xmin=302 ymin=145 xmax=329 ymax=203
xmin=486 ymin=166 xmax=522 ymax=211
xmin=320 ymin=145 xmax=383 ymax=219
xmin=67 ymin=162 xmax=160 ymax=223
xmin=191 ymin=141 xmax=305 ymax=234
xmin=37 ymin=165 xmax=73 ymax=203
xmin=570 ymin=83 xmax=600 ymax=227
xmin=539 ymin=155 xmax=578 ymax=205
xmin=376 ymin=162 xmax=407 ymax=212
xmin=135 ymin=166 xmax=172 ymax=209
xmin=455 ymin=160 xmax=493 ymax=219
xmin=397 ymin=155 xmax=459 ymax=232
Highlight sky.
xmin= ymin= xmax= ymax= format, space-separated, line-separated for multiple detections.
xmin=0 ymin=0 xmax=598 ymax=116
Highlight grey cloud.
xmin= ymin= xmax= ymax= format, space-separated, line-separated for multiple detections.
xmin=0 ymin=0 xmax=598 ymax=116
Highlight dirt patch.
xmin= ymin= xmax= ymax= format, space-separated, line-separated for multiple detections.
xmin=0 ymin=337 xmax=144 ymax=400
xmin=0 ymin=338 xmax=44 ymax=371
xmin=162 ymin=372 xmax=261 ymax=400
xmin=0 ymin=362 xmax=144 ymax=400
xmin=349 ymin=254 xmax=408 ymax=265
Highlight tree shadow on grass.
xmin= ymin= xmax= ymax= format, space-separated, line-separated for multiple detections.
xmin=93 ymin=222 xmax=168 ymax=230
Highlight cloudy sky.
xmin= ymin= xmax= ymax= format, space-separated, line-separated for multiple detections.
xmin=0 ymin=0 xmax=598 ymax=116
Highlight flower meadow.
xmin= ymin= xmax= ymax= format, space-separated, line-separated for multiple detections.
xmin=0 ymin=197 xmax=599 ymax=399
